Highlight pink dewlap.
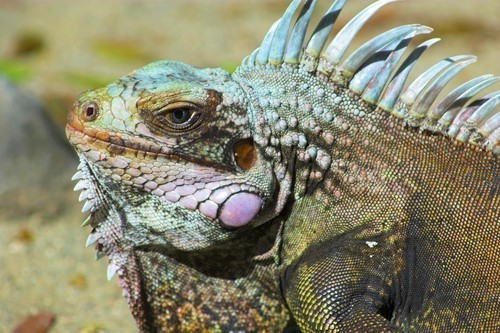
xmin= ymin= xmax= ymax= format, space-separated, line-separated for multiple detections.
xmin=218 ymin=192 xmax=262 ymax=228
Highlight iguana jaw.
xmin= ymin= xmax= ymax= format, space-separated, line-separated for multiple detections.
xmin=65 ymin=120 xmax=232 ymax=172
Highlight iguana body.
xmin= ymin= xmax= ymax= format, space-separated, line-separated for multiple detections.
xmin=66 ymin=0 xmax=499 ymax=331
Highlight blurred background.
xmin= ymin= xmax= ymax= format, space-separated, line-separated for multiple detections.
xmin=0 ymin=0 xmax=498 ymax=332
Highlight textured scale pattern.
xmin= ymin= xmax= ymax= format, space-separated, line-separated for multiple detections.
xmin=66 ymin=0 xmax=498 ymax=332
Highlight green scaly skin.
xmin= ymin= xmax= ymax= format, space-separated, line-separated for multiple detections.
xmin=66 ymin=1 xmax=499 ymax=332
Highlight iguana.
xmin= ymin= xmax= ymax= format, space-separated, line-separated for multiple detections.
xmin=66 ymin=0 xmax=499 ymax=331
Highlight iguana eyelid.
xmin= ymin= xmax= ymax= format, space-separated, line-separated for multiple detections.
xmin=156 ymin=101 xmax=201 ymax=114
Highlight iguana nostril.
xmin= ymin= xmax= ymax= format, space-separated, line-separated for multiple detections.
xmin=82 ymin=103 xmax=99 ymax=121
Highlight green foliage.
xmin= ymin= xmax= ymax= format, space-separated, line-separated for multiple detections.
xmin=0 ymin=58 xmax=32 ymax=82
xmin=91 ymin=39 xmax=156 ymax=63
xmin=220 ymin=63 xmax=239 ymax=74
xmin=64 ymin=71 xmax=115 ymax=90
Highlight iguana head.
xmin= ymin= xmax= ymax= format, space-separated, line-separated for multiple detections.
xmin=66 ymin=60 xmax=282 ymax=252
xmin=66 ymin=60 xmax=291 ymax=331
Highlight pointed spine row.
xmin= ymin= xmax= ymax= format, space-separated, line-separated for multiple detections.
xmin=72 ymin=158 xmax=107 ymax=256
xmin=72 ymin=159 xmax=127 ymax=282
xmin=239 ymin=0 xmax=499 ymax=154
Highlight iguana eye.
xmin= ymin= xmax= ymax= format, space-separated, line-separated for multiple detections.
xmin=165 ymin=108 xmax=193 ymax=125
xmin=157 ymin=103 xmax=202 ymax=131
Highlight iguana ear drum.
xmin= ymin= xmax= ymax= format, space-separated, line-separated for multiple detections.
xmin=233 ymin=139 xmax=256 ymax=170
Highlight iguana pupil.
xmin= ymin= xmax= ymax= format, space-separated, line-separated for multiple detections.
xmin=168 ymin=108 xmax=191 ymax=124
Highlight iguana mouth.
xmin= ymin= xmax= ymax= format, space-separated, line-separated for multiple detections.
xmin=66 ymin=123 xmax=179 ymax=160
xmin=67 ymin=124 xmax=265 ymax=229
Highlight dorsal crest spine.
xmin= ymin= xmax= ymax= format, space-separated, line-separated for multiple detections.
xmin=237 ymin=0 xmax=499 ymax=155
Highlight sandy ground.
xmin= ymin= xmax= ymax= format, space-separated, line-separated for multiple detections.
xmin=0 ymin=0 xmax=498 ymax=332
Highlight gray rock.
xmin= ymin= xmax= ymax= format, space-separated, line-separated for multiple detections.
xmin=0 ymin=77 xmax=77 ymax=218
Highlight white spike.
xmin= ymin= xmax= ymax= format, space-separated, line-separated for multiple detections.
xmin=241 ymin=55 xmax=249 ymax=66
xmin=284 ymin=0 xmax=318 ymax=64
xmin=392 ymin=55 xmax=476 ymax=118
xmin=304 ymin=0 xmax=346 ymax=57
xmin=438 ymin=83 xmax=498 ymax=130
xmin=256 ymin=19 xmax=282 ymax=65
xmin=73 ymin=180 xmax=87 ymax=192
xmin=321 ymin=0 xmax=400 ymax=67
xmin=378 ymin=38 xmax=441 ymax=112
xmin=361 ymin=38 xmax=411 ymax=103
xmin=81 ymin=215 xmax=93 ymax=227
xmin=71 ymin=171 xmax=83 ymax=181
xmin=478 ymin=112 xmax=500 ymax=137
xmin=248 ymin=48 xmax=260 ymax=66
xmin=428 ymin=75 xmax=495 ymax=120
xmin=409 ymin=58 xmax=477 ymax=119
xmin=400 ymin=55 xmax=475 ymax=106
xmin=455 ymin=92 xmax=500 ymax=142
xmin=85 ymin=232 xmax=100 ymax=247
xmin=107 ymin=262 xmax=118 ymax=281
xmin=349 ymin=37 xmax=404 ymax=95
xmin=464 ymin=92 xmax=500 ymax=127
xmin=447 ymin=106 xmax=477 ymax=138
xmin=484 ymin=126 xmax=500 ymax=154
xmin=468 ymin=105 xmax=500 ymax=150
xmin=78 ymin=190 xmax=88 ymax=202
xmin=336 ymin=24 xmax=426 ymax=80
xmin=82 ymin=200 xmax=94 ymax=213
xmin=269 ymin=0 xmax=302 ymax=65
